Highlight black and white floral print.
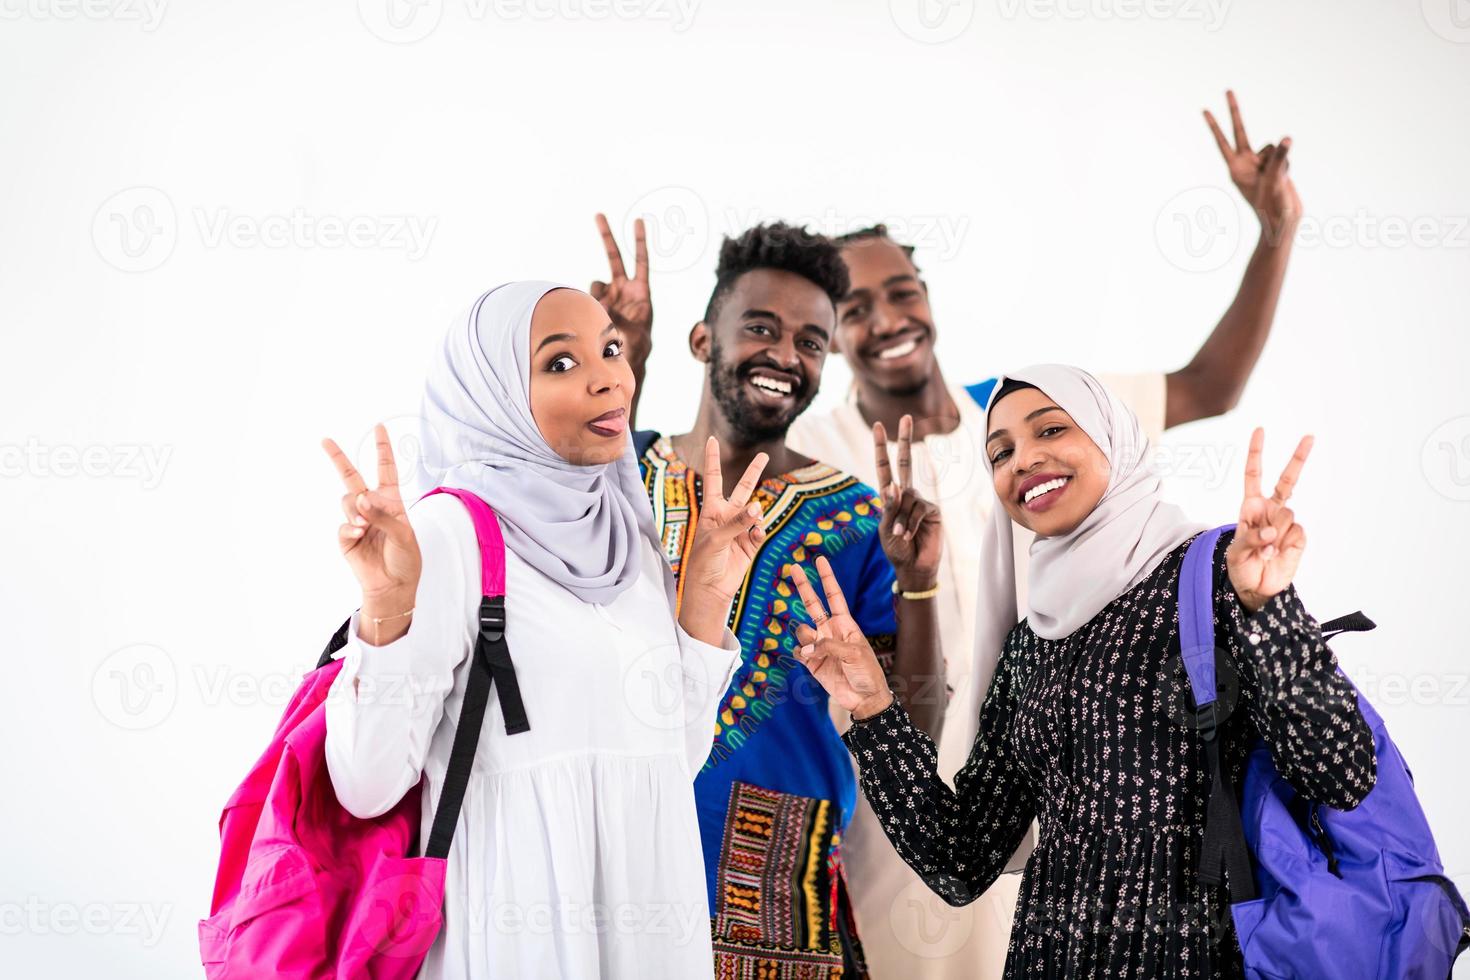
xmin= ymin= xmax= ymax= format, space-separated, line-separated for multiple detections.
xmin=843 ymin=530 xmax=1375 ymax=978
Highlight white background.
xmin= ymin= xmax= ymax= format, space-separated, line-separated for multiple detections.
xmin=2 ymin=0 xmax=1467 ymax=975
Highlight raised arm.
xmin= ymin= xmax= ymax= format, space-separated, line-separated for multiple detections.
xmin=1167 ymin=91 xmax=1302 ymax=428
xmin=590 ymin=213 xmax=653 ymax=426
xmin=319 ymin=427 xmax=475 ymax=818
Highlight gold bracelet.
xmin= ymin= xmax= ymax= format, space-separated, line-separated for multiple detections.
xmin=891 ymin=581 xmax=940 ymax=601
xmin=369 ymin=607 xmax=414 ymax=645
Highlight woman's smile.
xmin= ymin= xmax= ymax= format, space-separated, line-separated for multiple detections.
xmin=1018 ymin=472 xmax=1073 ymax=513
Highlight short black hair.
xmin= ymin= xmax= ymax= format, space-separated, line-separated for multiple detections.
xmin=834 ymin=224 xmax=921 ymax=275
xmin=702 ymin=222 xmax=850 ymax=324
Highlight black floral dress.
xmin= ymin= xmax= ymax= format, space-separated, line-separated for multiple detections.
xmin=842 ymin=530 xmax=1376 ymax=978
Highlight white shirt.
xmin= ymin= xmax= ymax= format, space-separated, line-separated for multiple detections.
xmin=786 ymin=372 xmax=1167 ymax=980
xmin=325 ymin=491 xmax=741 ymax=980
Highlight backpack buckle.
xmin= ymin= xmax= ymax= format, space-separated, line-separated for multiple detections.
xmin=1194 ymin=702 xmax=1219 ymax=742
xmin=479 ymin=595 xmax=506 ymax=643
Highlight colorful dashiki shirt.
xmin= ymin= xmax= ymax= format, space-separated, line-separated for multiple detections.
xmin=639 ymin=436 xmax=897 ymax=978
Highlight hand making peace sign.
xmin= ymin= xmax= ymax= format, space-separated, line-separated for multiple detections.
xmin=873 ymin=414 xmax=943 ymax=591
xmin=590 ymin=212 xmax=653 ymax=339
xmin=1226 ymin=427 xmax=1312 ymax=615
xmin=322 ymin=424 xmax=421 ymax=599
xmin=1204 ymin=90 xmax=1301 ymax=236
xmin=784 ymin=557 xmax=893 ymax=720
xmin=676 ymin=438 xmax=769 ymax=645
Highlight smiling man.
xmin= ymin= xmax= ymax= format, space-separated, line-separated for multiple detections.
xmin=595 ymin=218 xmax=945 ymax=977
xmin=784 ymin=91 xmax=1302 ymax=980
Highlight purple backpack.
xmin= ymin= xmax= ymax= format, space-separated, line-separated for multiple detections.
xmin=1179 ymin=525 xmax=1470 ymax=978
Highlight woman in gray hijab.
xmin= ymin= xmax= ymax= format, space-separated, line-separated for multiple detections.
xmin=778 ymin=365 xmax=1375 ymax=978
xmin=321 ymin=282 xmax=767 ymax=979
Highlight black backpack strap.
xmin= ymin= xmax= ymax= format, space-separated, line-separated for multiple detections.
xmin=1197 ymin=709 xmax=1259 ymax=902
xmin=316 ymin=492 xmax=530 ymax=859
xmin=424 ymin=595 xmax=529 ymax=859
xmin=316 ymin=617 xmax=352 ymax=669
xmin=1177 ymin=529 xmax=1259 ymax=902
xmin=1320 ymin=610 xmax=1376 ymax=641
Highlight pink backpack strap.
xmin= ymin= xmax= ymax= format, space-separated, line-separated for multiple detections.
xmin=414 ymin=487 xmax=529 ymax=860
xmin=422 ymin=487 xmax=507 ymax=598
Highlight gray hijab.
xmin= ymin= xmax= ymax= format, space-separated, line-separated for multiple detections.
xmin=413 ymin=281 xmax=667 ymax=606
xmin=957 ymin=365 xmax=1206 ymax=870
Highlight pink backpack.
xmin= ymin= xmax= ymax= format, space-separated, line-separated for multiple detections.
xmin=199 ymin=488 xmax=530 ymax=978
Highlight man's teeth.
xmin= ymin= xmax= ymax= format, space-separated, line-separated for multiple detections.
xmin=876 ymin=338 xmax=918 ymax=361
xmin=1023 ymin=477 xmax=1069 ymax=504
xmin=750 ymin=375 xmax=793 ymax=395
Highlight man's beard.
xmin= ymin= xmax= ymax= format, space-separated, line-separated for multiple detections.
xmin=707 ymin=336 xmax=818 ymax=444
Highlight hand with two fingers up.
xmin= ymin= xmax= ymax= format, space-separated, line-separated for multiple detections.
xmin=1204 ymin=90 xmax=1301 ymax=238
xmin=1227 ymin=427 xmax=1313 ymax=615
xmin=321 ymin=424 xmax=422 ymax=646
xmin=590 ymin=213 xmax=653 ymax=420
xmin=783 ymin=557 xmax=894 ymax=722
xmin=873 ymin=414 xmax=943 ymax=593
xmin=677 ymin=437 xmax=770 ymax=647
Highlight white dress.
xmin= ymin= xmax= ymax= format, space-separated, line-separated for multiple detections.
xmin=324 ymin=491 xmax=741 ymax=980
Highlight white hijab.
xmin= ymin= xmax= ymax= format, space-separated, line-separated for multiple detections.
xmin=413 ymin=281 xmax=670 ymax=606
xmin=958 ymin=365 xmax=1206 ymax=870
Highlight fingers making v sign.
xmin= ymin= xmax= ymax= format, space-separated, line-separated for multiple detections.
xmin=873 ymin=414 xmax=943 ymax=592
xmin=784 ymin=556 xmax=893 ymax=720
xmin=1204 ymin=89 xmax=1301 ymax=235
xmin=590 ymin=213 xmax=653 ymax=338
xmin=676 ymin=438 xmax=769 ymax=646
xmin=1226 ymin=427 xmax=1312 ymax=614
xmin=322 ymin=424 xmax=422 ymax=645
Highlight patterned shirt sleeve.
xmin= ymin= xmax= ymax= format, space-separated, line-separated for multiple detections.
xmin=1211 ymin=537 xmax=1377 ymax=810
xmin=841 ymin=633 xmax=1036 ymax=907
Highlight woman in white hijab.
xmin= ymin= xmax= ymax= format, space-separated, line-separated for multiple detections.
xmin=320 ymin=282 xmax=768 ymax=979
xmin=778 ymin=365 xmax=1375 ymax=977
